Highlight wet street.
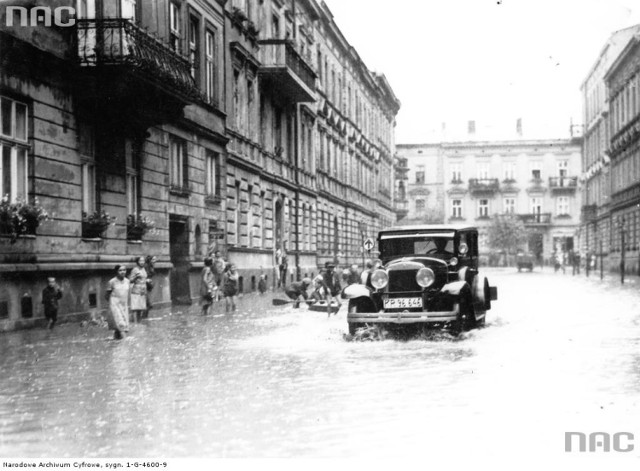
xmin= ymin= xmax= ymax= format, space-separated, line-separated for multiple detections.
xmin=2 ymin=268 xmax=640 ymax=464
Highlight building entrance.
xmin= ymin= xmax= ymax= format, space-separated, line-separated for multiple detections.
xmin=169 ymin=216 xmax=191 ymax=304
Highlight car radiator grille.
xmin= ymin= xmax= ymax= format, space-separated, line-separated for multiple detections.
xmin=388 ymin=266 xmax=448 ymax=293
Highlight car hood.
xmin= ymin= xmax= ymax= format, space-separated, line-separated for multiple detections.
xmin=385 ymin=257 xmax=449 ymax=271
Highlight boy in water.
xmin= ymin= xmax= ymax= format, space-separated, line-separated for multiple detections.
xmin=42 ymin=277 xmax=63 ymax=329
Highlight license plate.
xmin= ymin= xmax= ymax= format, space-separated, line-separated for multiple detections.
xmin=383 ymin=297 xmax=423 ymax=309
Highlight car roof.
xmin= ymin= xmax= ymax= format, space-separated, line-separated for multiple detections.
xmin=379 ymin=224 xmax=477 ymax=234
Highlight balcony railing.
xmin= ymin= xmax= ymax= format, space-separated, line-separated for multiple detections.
xmin=469 ymin=178 xmax=500 ymax=194
xmin=258 ymin=39 xmax=316 ymax=102
xmin=518 ymin=213 xmax=552 ymax=225
xmin=76 ymin=19 xmax=199 ymax=101
xmin=549 ymin=176 xmax=578 ymax=191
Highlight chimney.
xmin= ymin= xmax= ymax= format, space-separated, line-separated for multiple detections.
xmin=516 ymin=118 xmax=523 ymax=137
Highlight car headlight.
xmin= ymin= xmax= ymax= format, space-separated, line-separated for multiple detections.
xmin=416 ymin=267 xmax=435 ymax=288
xmin=370 ymin=269 xmax=389 ymax=290
xmin=449 ymin=257 xmax=458 ymax=267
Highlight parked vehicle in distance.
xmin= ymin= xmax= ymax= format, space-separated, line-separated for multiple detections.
xmin=516 ymin=251 xmax=535 ymax=272
xmin=343 ymin=225 xmax=497 ymax=335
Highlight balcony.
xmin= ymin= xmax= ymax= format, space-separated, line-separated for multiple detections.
xmin=469 ymin=178 xmax=499 ymax=196
xmin=75 ymin=19 xmax=199 ymax=125
xmin=518 ymin=213 xmax=552 ymax=226
xmin=581 ymin=204 xmax=597 ymax=223
xmin=258 ymin=39 xmax=316 ymax=102
xmin=394 ymin=198 xmax=409 ymax=220
xmin=549 ymin=176 xmax=578 ymax=194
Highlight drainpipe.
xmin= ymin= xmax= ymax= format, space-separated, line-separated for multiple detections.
xmin=294 ymin=104 xmax=301 ymax=282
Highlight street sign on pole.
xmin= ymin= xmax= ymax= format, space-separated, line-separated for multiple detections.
xmin=363 ymin=238 xmax=374 ymax=252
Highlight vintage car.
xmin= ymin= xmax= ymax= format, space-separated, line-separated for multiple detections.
xmin=344 ymin=225 xmax=497 ymax=335
xmin=516 ymin=251 xmax=535 ymax=272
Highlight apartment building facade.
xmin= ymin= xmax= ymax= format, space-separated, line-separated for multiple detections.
xmin=580 ymin=25 xmax=640 ymax=274
xmin=395 ymin=139 xmax=582 ymax=263
xmin=0 ymin=0 xmax=399 ymax=330
xmin=394 ymin=144 xmax=444 ymax=224
xmin=603 ymin=32 xmax=640 ymax=276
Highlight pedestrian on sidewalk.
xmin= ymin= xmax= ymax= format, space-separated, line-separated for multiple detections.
xmin=211 ymin=250 xmax=226 ymax=302
xmin=258 ymin=274 xmax=268 ymax=295
xmin=41 ymin=277 xmax=63 ymax=329
xmin=278 ymin=255 xmax=289 ymax=289
xmin=106 ymin=265 xmax=130 ymax=340
xmin=285 ymin=278 xmax=312 ymax=308
xmin=223 ymin=263 xmax=239 ymax=313
xmin=144 ymin=255 xmax=157 ymax=316
xmin=129 ymin=256 xmax=148 ymax=323
xmin=200 ymin=257 xmax=217 ymax=315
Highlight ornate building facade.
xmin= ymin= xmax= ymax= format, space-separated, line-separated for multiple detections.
xmin=0 ymin=0 xmax=399 ymax=330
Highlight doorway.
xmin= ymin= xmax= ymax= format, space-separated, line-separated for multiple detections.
xmin=169 ymin=215 xmax=191 ymax=304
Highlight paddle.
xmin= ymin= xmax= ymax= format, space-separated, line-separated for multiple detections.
xmin=272 ymin=298 xmax=294 ymax=306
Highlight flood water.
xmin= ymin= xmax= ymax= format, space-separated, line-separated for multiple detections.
xmin=2 ymin=268 xmax=640 ymax=464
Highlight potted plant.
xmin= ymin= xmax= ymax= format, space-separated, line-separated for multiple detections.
xmin=17 ymin=197 xmax=51 ymax=235
xmin=127 ymin=214 xmax=155 ymax=241
xmin=82 ymin=209 xmax=116 ymax=238
xmin=245 ymin=20 xmax=260 ymax=39
xmin=231 ymin=6 xmax=248 ymax=27
xmin=0 ymin=196 xmax=51 ymax=243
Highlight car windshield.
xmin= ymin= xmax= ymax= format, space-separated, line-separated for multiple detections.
xmin=380 ymin=232 xmax=455 ymax=260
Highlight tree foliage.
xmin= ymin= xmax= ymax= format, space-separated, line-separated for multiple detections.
xmin=487 ymin=214 xmax=529 ymax=255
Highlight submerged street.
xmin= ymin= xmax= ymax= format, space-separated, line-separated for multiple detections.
xmin=2 ymin=269 xmax=640 ymax=463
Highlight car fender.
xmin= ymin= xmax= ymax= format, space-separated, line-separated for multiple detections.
xmin=440 ymin=280 xmax=470 ymax=297
xmin=342 ymin=283 xmax=371 ymax=300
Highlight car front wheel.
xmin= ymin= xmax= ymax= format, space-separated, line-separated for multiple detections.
xmin=348 ymin=300 xmax=365 ymax=335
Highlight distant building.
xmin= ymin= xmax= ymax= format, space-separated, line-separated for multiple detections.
xmin=395 ymin=139 xmax=582 ymax=264
xmin=395 ymin=144 xmax=444 ymax=224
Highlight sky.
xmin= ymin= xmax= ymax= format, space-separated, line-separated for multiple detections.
xmin=323 ymin=0 xmax=640 ymax=144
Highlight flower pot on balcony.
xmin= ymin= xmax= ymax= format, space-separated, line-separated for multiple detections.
xmin=82 ymin=221 xmax=109 ymax=239
xmin=127 ymin=226 xmax=145 ymax=241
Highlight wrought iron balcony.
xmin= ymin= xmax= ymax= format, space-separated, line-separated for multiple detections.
xmin=518 ymin=213 xmax=552 ymax=226
xmin=76 ymin=19 xmax=199 ymax=112
xmin=258 ymin=39 xmax=316 ymax=102
xmin=548 ymin=176 xmax=578 ymax=193
xmin=468 ymin=178 xmax=499 ymax=195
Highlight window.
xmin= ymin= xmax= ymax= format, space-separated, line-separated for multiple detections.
xmin=557 ymin=160 xmax=568 ymax=177
xmin=415 ymin=165 xmax=425 ymax=184
xmin=530 ymin=162 xmax=542 ymax=180
xmin=556 ymin=196 xmax=569 ymax=216
xmin=452 ymin=199 xmax=462 ymax=218
xmin=503 ymin=161 xmax=516 ymax=181
xmin=169 ymin=1 xmax=181 ymax=53
xmin=503 ymin=197 xmax=515 ymax=214
xmin=169 ymin=135 xmax=188 ymax=189
xmin=189 ymin=16 xmax=200 ymax=82
xmin=478 ymin=199 xmax=489 ymax=218
xmin=271 ymin=14 xmax=280 ymax=38
xmin=125 ymin=138 xmax=139 ymax=216
xmin=122 ymin=0 xmax=137 ymax=22
xmin=78 ymin=122 xmax=95 ymax=214
xmin=235 ymin=181 xmax=241 ymax=246
xmin=451 ymin=162 xmax=462 ymax=183
xmin=0 ymin=96 xmax=28 ymax=202
xmin=530 ymin=197 xmax=542 ymax=215
xmin=205 ymin=29 xmax=216 ymax=104
xmin=205 ymin=150 xmax=219 ymax=197
xmin=416 ymin=199 xmax=425 ymax=212
xmin=247 ymin=185 xmax=254 ymax=248
xmin=477 ymin=162 xmax=490 ymax=179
